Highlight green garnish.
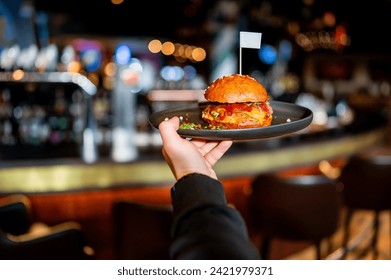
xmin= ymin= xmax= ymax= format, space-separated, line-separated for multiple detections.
xmin=180 ymin=123 xmax=197 ymax=129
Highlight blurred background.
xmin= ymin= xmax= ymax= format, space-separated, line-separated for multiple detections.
xmin=0 ymin=0 xmax=390 ymax=162
xmin=0 ymin=0 xmax=390 ymax=260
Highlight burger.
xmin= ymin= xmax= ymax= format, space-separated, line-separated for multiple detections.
xmin=201 ymin=74 xmax=273 ymax=129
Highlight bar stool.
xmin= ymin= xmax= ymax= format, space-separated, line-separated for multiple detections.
xmin=248 ymin=172 xmax=342 ymax=259
xmin=0 ymin=195 xmax=94 ymax=260
xmin=112 ymin=200 xmax=173 ymax=259
xmin=338 ymin=145 xmax=391 ymax=259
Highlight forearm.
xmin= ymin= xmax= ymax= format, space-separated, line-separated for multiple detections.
xmin=170 ymin=173 xmax=260 ymax=260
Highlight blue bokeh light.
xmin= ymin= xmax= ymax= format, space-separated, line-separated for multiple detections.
xmin=115 ymin=44 xmax=132 ymax=65
xmin=160 ymin=65 xmax=184 ymax=82
xmin=279 ymin=40 xmax=292 ymax=62
xmin=258 ymin=44 xmax=277 ymax=65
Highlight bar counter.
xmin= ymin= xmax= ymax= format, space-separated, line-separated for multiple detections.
xmin=0 ymin=120 xmax=388 ymax=194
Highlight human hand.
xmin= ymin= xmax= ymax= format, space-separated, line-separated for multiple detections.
xmin=158 ymin=117 xmax=233 ymax=180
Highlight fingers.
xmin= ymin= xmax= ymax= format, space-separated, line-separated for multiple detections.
xmin=203 ymin=140 xmax=233 ymax=166
xmin=159 ymin=117 xmax=179 ymax=134
xmin=218 ymin=140 xmax=233 ymax=152
xmin=193 ymin=139 xmax=232 ymax=156
xmin=193 ymin=140 xmax=220 ymax=156
xmin=158 ymin=116 xmax=233 ymax=179
xmin=158 ymin=117 xmax=184 ymax=151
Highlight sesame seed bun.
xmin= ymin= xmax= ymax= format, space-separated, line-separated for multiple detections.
xmin=204 ymin=74 xmax=268 ymax=103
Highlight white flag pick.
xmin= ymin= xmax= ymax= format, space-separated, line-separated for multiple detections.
xmin=239 ymin=31 xmax=262 ymax=74
xmin=240 ymin=31 xmax=262 ymax=49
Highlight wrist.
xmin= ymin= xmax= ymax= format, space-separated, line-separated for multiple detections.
xmin=177 ymin=172 xmax=203 ymax=183
xmin=177 ymin=170 xmax=217 ymax=182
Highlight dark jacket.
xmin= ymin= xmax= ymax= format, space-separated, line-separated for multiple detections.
xmin=170 ymin=173 xmax=260 ymax=260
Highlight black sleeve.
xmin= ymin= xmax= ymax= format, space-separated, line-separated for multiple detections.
xmin=169 ymin=173 xmax=260 ymax=260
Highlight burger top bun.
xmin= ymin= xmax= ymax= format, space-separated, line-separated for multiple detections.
xmin=204 ymin=74 xmax=268 ymax=103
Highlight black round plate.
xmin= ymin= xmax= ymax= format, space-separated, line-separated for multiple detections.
xmin=149 ymin=101 xmax=313 ymax=140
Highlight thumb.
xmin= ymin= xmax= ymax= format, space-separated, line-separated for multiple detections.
xmin=158 ymin=117 xmax=181 ymax=144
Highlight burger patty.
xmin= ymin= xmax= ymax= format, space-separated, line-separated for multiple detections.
xmin=201 ymin=102 xmax=273 ymax=129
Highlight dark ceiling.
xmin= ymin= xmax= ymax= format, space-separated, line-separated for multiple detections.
xmin=28 ymin=0 xmax=391 ymax=54
xmin=33 ymin=0 xmax=197 ymax=38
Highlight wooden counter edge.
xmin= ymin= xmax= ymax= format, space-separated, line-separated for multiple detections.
xmin=0 ymin=128 xmax=386 ymax=193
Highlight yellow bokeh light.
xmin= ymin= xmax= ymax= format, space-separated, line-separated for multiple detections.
xmin=323 ymin=11 xmax=336 ymax=27
xmin=111 ymin=0 xmax=124 ymax=5
xmin=287 ymin=21 xmax=300 ymax=36
xmin=149 ymin=39 xmax=207 ymax=63
xmin=67 ymin=61 xmax=81 ymax=73
xmin=175 ymin=44 xmax=184 ymax=57
xmin=148 ymin=39 xmax=162 ymax=53
xmin=102 ymin=76 xmax=115 ymax=90
xmin=161 ymin=41 xmax=175 ymax=55
xmin=104 ymin=62 xmax=116 ymax=77
xmin=192 ymin=47 xmax=206 ymax=62
xmin=184 ymin=45 xmax=193 ymax=59
xmin=12 ymin=69 xmax=25 ymax=80
xmin=173 ymin=43 xmax=181 ymax=57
